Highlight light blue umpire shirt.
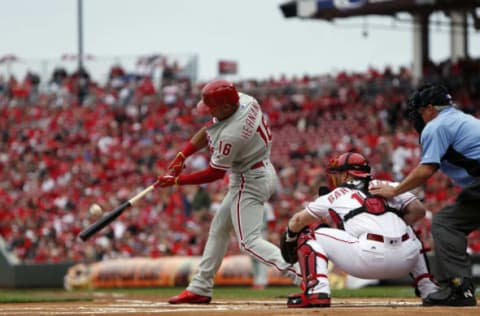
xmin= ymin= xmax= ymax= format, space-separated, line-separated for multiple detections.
xmin=420 ymin=107 xmax=480 ymax=188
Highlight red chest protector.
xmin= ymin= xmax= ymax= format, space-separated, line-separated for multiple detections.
xmin=329 ymin=191 xmax=402 ymax=229
xmin=344 ymin=192 xmax=402 ymax=222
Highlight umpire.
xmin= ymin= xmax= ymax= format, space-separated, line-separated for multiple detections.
xmin=370 ymin=83 xmax=480 ymax=306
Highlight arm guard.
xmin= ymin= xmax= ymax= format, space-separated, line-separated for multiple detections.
xmin=176 ymin=165 xmax=226 ymax=185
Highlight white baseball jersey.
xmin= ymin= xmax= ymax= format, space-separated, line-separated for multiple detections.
xmin=206 ymin=93 xmax=272 ymax=174
xmin=297 ymin=179 xmax=438 ymax=298
xmin=306 ymin=179 xmax=416 ymax=238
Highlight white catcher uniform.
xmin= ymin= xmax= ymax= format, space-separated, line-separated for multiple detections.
xmin=302 ymin=179 xmax=436 ymax=297
xmin=187 ymin=93 xmax=300 ymax=296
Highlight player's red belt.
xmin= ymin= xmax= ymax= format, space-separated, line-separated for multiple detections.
xmin=250 ymin=161 xmax=265 ymax=169
xmin=366 ymin=233 xmax=409 ymax=243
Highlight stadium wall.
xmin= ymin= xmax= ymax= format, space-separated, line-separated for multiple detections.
xmin=2 ymin=249 xmax=480 ymax=288
xmin=0 ymin=237 xmax=74 ymax=288
xmin=0 ymin=260 xmax=74 ymax=289
xmin=0 ymin=238 xmax=15 ymax=287
xmin=11 ymin=263 xmax=74 ymax=288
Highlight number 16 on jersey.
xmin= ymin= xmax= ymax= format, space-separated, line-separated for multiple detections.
xmin=257 ymin=116 xmax=272 ymax=145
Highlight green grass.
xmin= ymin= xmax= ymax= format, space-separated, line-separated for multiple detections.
xmin=0 ymin=289 xmax=92 ymax=303
xmin=3 ymin=285 xmax=479 ymax=304
xmin=77 ymin=285 xmax=417 ymax=299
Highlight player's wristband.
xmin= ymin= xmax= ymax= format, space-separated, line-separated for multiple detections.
xmin=286 ymin=226 xmax=299 ymax=241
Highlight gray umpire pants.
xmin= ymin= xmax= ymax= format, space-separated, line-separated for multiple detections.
xmin=187 ymin=161 xmax=301 ymax=297
xmin=431 ymin=178 xmax=480 ymax=282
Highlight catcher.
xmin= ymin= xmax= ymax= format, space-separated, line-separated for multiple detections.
xmin=280 ymin=152 xmax=439 ymax=308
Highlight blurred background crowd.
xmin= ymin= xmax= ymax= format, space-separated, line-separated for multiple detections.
xmin=1 ymin=57 xmax=480 ymax=263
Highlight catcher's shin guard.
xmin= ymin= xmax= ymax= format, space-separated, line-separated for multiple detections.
xmin=297 ymin=239 xmax=329 ymax=294
xmin=287 ymin=232 xmax=331 ymax=308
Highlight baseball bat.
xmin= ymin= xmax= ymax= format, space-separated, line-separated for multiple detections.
xmin=78 ymin=180 xmax=159 ymax=241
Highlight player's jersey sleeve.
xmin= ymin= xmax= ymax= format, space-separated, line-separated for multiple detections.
xmin=305 ymin=195 xmax=330 ymax=219
xmin=209 ymin=134 xmax=243 ymax=171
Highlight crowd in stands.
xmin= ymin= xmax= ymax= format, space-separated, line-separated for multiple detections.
xmin=1 ymin=57 xmax=480 ymax=263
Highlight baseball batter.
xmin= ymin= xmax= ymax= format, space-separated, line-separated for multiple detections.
xmin=157 ymin=80 xmax=301 ymax=304
xmin=281 ymin=152 xmax=438 ymax=308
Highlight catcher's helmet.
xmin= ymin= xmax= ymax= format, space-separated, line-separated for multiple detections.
xmin=327 ymin=152 xmax=371 ymax=178
xmin=199 ymin=79 xmax=239 ymax=109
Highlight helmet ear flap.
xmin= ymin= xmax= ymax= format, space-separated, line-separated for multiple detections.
xmin=196 ymin=100 xmax=210 ymax=115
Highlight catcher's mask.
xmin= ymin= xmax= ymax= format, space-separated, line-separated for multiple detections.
xmin=327 ymin=152 xmax=371 ymax=190
xmin=197 ymin=79 xmax=239 ymax=111
xmin=407 ymin=83 xmax=453 ymax=135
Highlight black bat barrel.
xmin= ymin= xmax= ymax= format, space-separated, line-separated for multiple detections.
xmin=78 ymin=201 xmax=131 ymax=241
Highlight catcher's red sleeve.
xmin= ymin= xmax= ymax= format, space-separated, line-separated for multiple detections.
xmin=176 ymin=165 xmax=226 ymax=185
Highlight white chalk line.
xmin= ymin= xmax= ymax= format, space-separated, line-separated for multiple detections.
xmin=0 ymin=298 xmax=422 ymax=315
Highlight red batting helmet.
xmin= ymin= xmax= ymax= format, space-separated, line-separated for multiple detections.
xmin=327 ymin=152 xmax=371 ymax=178
xmin=199 ymin=80 xmax=239 ymax=109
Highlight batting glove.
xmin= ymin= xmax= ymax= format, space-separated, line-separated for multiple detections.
xmin=168 ymin=152 xmax=186 ymax=177
xmin=157 ymin=175 xmax=178 ymax=187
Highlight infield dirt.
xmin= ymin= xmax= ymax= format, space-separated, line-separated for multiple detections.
xmin=0 ymin=294 xmax=478 ymax=316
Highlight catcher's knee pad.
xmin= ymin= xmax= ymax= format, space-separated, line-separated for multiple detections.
xmin=297 ymin=226 xmax=316 ymax=248
xmin=297 ymin=241 xmax=328 ymax=292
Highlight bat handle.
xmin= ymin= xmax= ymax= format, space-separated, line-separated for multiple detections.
xmin=129 ymin=180 xmax=159 ymax=205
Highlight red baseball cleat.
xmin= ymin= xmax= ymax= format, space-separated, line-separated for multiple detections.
xmin=287 ymin=292 xmax=331 ymax=308
xmin=168 ymin=290 xmax=212 ymax=304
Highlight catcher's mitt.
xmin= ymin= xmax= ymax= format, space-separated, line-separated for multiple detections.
xmin=280 ymin=230 xmax=298 ymax=264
